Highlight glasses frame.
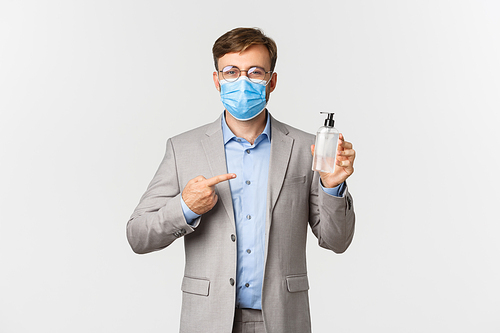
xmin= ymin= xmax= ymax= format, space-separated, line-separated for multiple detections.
xmin=218 ymin=65 xmax=274 ymax=85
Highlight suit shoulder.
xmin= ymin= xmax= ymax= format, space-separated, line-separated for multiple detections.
xmin=168 ymin=119 xmax=218 ymax=145
xmin=272 ymin=117 xmax=315 ymax=143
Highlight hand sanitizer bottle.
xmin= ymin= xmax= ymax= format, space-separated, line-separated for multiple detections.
xmin=312 ymin=112 xmax=339 ymax=173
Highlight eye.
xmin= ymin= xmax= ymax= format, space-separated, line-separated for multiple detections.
xmin=248 ymin=67 xmax=262 ymax=75
xmin=222 ymin=66 xmax=239 ymax=77
xmin=248 ymin=67 xmax=266 ymax=78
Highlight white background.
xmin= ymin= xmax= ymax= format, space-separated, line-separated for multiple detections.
xmin=1 ymin=0 xmax=499 ymax=332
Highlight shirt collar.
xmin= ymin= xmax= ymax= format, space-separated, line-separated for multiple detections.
xmin=221 ymin=111 xmax=271 ymax=145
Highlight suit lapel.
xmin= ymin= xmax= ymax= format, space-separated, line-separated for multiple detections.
xmin=201 ymin=115 xmax=235 ymax=226
xmin=266 ymin=116 xmax=294 ymax=236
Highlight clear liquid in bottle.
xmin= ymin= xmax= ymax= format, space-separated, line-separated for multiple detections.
xmin=312 ymin=112 xmax=339 ymax=173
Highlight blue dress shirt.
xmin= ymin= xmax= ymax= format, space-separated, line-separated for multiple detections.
xmin=180 ymin=112 xmax=345 ymax=309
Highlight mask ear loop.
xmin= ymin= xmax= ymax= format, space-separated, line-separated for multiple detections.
xmin=263 ymin=71 xmax=275 ymax=86
xmin=216 ymin=70 xmax=222 ymax=91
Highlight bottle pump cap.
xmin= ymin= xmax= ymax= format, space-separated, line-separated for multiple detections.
xmin=320 ymin=112 xmax=335 ymax=127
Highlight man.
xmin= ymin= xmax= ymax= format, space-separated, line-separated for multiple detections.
xmin=127 ymin=27 xmax=356 ymax=333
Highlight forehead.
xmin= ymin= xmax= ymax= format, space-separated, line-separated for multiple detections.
xmin=218 ymin=44 xmax=271 ymax=70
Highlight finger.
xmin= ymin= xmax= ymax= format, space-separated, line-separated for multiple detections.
xmin=341 ymin=141 xmax=353 ymax=150
xmin=336 ymin=159 xmax=353 ymax=169
xmin=337 ymin=134 xmax=345 ymax=151
xmin=211 ymin=193 xmax=218 ymax=207
xmin=338 ymin=140 xmax=352 ymax=152
xmin=205 ymin=173 xmax=237 ymax=187
xmin=338 ymin=133 xmax=345 ymax=146
xmin=310 ymin=144 xmax=315 ymax=156
xmin=188 ymin=175 xmax=207 ymax=184
xmin=338 ymin=148 xmax=356 ymax=157
xmin=338 ymin=134 xmax=353 ymax=149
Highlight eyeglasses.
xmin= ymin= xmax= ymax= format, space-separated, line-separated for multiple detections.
xmin=219 ymin=65 xmax=273 ymax=84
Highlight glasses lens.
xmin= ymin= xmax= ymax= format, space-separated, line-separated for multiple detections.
xmin=222 ymin=66 xmax=240 ymax=82
xmin=247 ymin=67 xmax=267 ymax=83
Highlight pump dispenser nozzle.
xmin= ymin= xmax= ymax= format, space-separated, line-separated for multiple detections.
xmin=320 ymin=112 xmax=335 ymax=127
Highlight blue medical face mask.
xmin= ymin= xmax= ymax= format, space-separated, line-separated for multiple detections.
xmin=219 ymin=76 xmax=267 ymax=121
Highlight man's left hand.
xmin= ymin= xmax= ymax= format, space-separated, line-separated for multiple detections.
xmin=311 ymin=133 xmax=356 ymax=188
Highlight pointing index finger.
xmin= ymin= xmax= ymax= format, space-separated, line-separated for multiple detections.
xmin=205 ymin=173 xmax=237 ymax=187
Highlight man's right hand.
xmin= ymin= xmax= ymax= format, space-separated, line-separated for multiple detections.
xmin=181 ymin=173 xmax=236 ymax=215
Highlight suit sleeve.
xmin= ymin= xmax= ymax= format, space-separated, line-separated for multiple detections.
xmin=126 ymin=138 xmax=199 ymax=254
xmin=308 ymin=171 xmax=355 ymax=254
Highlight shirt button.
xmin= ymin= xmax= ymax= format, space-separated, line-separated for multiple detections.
xmin=246 ymin=149 xmax=250 ymax=154
xmin=231 ymin=234 xmax=236 ymax=242
xmin=245 ymin=283 xmax=250 ymax=288
xmin=246 ymin=215 xmax=251 ymax=220
xmin=245 ymin=180 xmax=251 ymax=185
xmin=246 ymin=249 xmax=251 ymax=254
xmin=230 ymin=278 xmax=235 ymax=286
xmin=237 ymin=139 xmax=241 ymax=142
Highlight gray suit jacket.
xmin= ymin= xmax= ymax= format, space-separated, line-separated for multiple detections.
xmin=127 ymin=113 xmax=355 ymax=333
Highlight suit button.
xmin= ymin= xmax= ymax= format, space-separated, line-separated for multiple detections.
xmin=230 ymin=278 xmax=235 ymax=286
xmin=180 ymin=228 xmax=186 ymax=235
xmin=231 ymin=234 xmax=236 ymax=242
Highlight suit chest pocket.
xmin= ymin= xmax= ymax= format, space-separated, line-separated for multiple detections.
xmin=181 ymin=276 xmax=210 ymax=296
xmin=286 ymin=274 xmax=309 ymax=293
xmin=283 ymin=175 xmax=306 ymax=186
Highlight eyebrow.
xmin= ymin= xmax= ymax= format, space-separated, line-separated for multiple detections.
xmin=222 ymin=65 xmax=266 ymax=70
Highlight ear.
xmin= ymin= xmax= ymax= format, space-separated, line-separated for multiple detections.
xmin=269 ymin=72 xmax=278 ymax=93
xmin=213 ymin=71 xmax=221 ymax=92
